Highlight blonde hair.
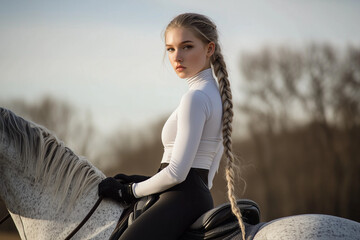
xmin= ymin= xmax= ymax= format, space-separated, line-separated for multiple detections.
xmin=165 ymin=13 xmax=246 ymax=240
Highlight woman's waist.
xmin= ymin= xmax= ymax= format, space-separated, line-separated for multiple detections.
xmin=161 ymin=154 xmax=215 ymax=170
xmin=159 ymin=163 xmax=209 ymax=186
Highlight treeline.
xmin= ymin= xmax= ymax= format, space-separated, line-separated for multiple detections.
xmin=0 ymin=43 xmax=359 ymax=235
xmin=0 ymin=97 xmax=96 ymax=160
xmin=237 ymin=43 xmax=360 ymax=221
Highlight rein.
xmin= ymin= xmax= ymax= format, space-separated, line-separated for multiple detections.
xmin=0 ymin=197 xmax=103 ymax=240
xmin=65 ymin=196 xmax=103 ymax=240
xmin=0 ymin=213 xmax=10 ymax=224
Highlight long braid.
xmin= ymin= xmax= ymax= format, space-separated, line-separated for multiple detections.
xmin=212 ymin=45 xmax=246 ymax=240
xmin=166 ymin=13 xmax=246 ymax=240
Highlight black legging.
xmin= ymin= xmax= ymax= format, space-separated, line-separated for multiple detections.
xmin=119 ymin=167 xmax=214 ymax=240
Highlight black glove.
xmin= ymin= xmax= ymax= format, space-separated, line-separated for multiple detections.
xmin=114 ymin=173 xmax=150 ymax=184
xmin=98 ymin=177 xmax=136 ymax=205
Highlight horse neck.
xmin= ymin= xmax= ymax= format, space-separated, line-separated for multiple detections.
xmin=14 ymin=184 xmax=121 ymax=239
xmin=1 ymin=156 xmax=123 ymax=239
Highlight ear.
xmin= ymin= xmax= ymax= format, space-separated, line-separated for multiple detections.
xmin=206 ymin=42 xmax=215 ymax=58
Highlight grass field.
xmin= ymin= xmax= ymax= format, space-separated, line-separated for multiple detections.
xmin=0 ymin=233 xmax=20 ymax=240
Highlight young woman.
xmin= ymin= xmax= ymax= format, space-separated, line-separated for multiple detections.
xmin=98 ymin=13 xmax=246 ymax=240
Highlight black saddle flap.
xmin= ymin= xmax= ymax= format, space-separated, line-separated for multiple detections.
xmin=129 ymin=195 xmax=159 ymax=225
xmin=190 ymin=199 xmax=260 ymax=231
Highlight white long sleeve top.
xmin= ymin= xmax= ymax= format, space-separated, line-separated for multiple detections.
xmin=133 ymin=68 xmax=224 ymax=198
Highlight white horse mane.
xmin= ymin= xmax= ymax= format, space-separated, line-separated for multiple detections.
xmin=0 ymin=108 xmax=104 ymax=209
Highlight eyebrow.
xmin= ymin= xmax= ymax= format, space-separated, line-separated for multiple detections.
xmin=165 ymin=40 xmax=194 ymax=47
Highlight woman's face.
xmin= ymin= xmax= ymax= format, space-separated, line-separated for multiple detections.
xmin=165 ymin=27 xmax=214 ymax=79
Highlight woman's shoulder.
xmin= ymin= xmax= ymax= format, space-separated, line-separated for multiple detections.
xmin=181 ymin=89 xmax=211 ymax=106
xmin=179 ymin=90 xmax=213 ymax=118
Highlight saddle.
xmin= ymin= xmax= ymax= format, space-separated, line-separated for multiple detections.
xmin=109 ymin=196 xmax=260 ymax=240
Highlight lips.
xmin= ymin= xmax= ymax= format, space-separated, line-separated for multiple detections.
xmin=176 ymin=65 xmax=186 ymax=71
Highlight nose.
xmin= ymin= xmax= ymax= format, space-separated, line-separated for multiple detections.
xmin=174 ymin=50 xmax=183 ymax=62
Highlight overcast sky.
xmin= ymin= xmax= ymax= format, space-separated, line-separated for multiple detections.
xmin=1 ymin=0 xmax=359 ymax=136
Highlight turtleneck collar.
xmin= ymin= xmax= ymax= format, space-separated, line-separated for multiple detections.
xmin=186 ymin=68 xmax=215 ymax=88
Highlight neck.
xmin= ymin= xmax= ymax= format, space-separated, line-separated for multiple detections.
xmin=0 ymin=151 xmax=122 ymax=239
xmin=186 ymin=68 xmax=214 ymax=88
xmin=2 ymin=168 xmax=122 ymax=239
xmin=0 ymin=108 xmax=123 ymax=238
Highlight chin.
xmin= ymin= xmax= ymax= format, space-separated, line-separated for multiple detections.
xmin=176 ymin=72 xmax=189 ymax=79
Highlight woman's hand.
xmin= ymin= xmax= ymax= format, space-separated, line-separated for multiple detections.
xmin=114 ymin=174 xmax=150 ymax=184
xmin=98 ymin=177 xmax=136 ymax=205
